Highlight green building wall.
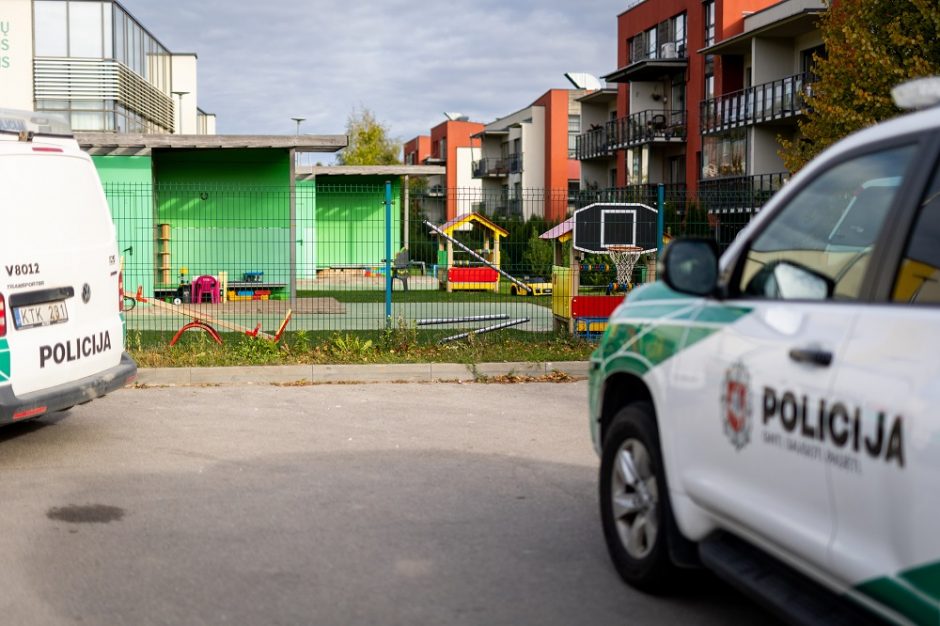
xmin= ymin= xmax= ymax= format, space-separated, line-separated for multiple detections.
xmin=93 ymin=155 xmax=155 ymax=298
xmin=153 ymin=149 xmax=293 ymax=287
xmin=313 ymin=176 xmax=401 ymax=272
xmin=93 ymin=151 xmax=403 ymax=295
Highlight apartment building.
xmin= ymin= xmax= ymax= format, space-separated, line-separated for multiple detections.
xmin=403 ymin=116 xmax=484 ymax=222
xmin=576 ymin=87 xmax=618 ymax=193
xmin=472 ymin=88 xmax=586 ymax=222
xmin=1 ymin=0 xmax=214 ymax=134
xmin=699 ymin=0 xmax=825 ymax=203
xmin=583 ymin=0 xmax=826 ymax=205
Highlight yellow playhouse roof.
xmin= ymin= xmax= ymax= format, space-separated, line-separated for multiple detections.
xmin=437 ymin=213 xmax=509 ymax=238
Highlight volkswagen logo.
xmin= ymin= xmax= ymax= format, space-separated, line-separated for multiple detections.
xmin=82 ymin=283 xmax=91 ymax=304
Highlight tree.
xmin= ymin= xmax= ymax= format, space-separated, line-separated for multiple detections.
xmin=337 ymin=106 xmax=401 ymax=165
xmin=780 ymin=0 xmax=940 ymax=172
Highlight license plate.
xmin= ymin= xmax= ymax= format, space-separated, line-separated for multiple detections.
xmin=13 ymin=300 xmax=68 ymax=329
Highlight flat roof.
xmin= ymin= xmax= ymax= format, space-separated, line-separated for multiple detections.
xmin=603 ymin=58 xmax=688 ymax=83
xmin=700 ymin=8 xmax=823 ymax=56
xmin=296 ymin=165 xmax=445 ymax=180
xmin=76 ymin=133 xmax=348 ymax=156
xmin=577 ymin=88 xmax=617 ymax=104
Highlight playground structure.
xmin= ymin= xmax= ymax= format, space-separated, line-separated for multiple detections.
xmin=128 ymin=286 xmax=293 ymax=346
xmin=427 ymin=213 xmax=532 ymax=294
xmin=540 ymin=203 xmax=660 ymax=337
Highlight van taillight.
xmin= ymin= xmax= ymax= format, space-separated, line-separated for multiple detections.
xmin=0 ymin=294 xmax=6 ymax=337
xmin=118 ymin=268 xmax=123 ymax=311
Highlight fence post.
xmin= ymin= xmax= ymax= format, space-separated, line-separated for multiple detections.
xmin=656 ymin=183 xmax=665 ymax=256
xmin=385 ymin=180 xmax=393 ymax=327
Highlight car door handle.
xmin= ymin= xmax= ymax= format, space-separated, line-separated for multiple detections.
xmin=788 ymin=347 xmax=833 ymax=367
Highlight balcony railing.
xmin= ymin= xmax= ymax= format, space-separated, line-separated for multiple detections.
xmin=610 ymin=109 xmax=687 ymax=150
xmin=701 ymin=72 xmax=815 ymax=135
xmin=472 ymin=154 xmax=522 ymax=178
xmin=698 ymin=172 xmax=788 ymax=214
xmin=576 ymin=125 xmax=613 ymax=160
xmin=576 ymin=183 xmax=688 ymax=208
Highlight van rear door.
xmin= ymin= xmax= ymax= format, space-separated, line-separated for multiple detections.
xmin=0 ymin=143 xmax=122 ymax=396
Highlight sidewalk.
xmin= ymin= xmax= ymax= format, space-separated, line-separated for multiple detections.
xmin=136 ymin=361 xmax=590 ymax=386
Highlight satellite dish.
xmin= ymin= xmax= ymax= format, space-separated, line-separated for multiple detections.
xmin=564 ymin=73 xmax=602 ymax=90
xmin=444 ymin=112 xmax=470 ymax=122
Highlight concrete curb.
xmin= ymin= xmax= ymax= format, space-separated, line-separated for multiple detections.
xmin=136 ymin=361 xmax=590 ymax=387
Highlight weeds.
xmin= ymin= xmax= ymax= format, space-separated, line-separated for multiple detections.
xmin=127 ymin=328 xmax=594 ymax=368
xmin=327 ymin=333 xmax=374 ymax=361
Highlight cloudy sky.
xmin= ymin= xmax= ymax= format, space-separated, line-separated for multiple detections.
xmin=119 ymin=0 xmax=625 ymax=143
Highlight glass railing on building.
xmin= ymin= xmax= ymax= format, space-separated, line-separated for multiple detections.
xmin=472 ymin=155 xmax=523 ymax=178
xmin=609 ymin=109 xmax=687 ymax=150
xmin=697 ymin=172 xmax=788 ymax=213
xmin=701 ymin=72 xmax=815 ymax=135
xmin=576 ymin=183 xmax=688 ymax=208
xmin=576 ymin=125 xmax=612 ymax=160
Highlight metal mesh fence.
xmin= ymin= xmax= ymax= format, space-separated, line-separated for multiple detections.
xmin=107 ymin=182 xmax=780 ymax=342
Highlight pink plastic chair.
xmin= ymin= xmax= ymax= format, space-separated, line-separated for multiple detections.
xmin=191 ymin=275 xmax=221 ymax=304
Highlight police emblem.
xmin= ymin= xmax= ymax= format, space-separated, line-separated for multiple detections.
xmin=721 ymin=362 xmax=752 ymax=450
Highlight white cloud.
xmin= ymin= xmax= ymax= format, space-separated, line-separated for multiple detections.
xmin=120 ymin=0 xmax=623 ymax=141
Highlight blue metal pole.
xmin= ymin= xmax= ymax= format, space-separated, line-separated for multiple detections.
xmin=384 ymin=180 xmax=393 ymax=327
xmin=657 ymin=183 xmax=665 ymax=257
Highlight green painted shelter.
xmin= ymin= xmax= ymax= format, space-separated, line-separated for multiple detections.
xmin=78 ymin=133 xmax=441 ymax=302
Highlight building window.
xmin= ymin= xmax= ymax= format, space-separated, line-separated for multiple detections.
xmin=568 ymin=180 xmax=580 ymax=213
xmin=629 ymin=13 xmax=686 ymax=62
xmin=68 ymin=1 xmax=104 ymax=58
xmin=704 ymin=55 xmax=715 ymax=99
xmin=702 ymin=130 xmax=746 ymax=179
xmin=568 ymin=114 xmax=580 ymax=158
xmin=672 ymin=13 xmax=686 ymax=56
xmin=704 ymin=0 xmax=716 ymax=47
xmin=801 ymin=44 xmax=826 ymax=80
xmin=33 ymin=1 xmax=68 ymax=56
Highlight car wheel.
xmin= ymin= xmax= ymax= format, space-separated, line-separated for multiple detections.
xmin=599 ymin=401 xmax=676 ymax=592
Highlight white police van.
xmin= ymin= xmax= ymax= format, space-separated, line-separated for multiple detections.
xmin=590 ymin=78 xmax=940 ymax=625
xmin=0 ymin=109 xmax=136 ymax=424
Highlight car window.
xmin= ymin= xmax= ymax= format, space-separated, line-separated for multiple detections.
xmin=892 ymin=163 xmax=940 ymax=304
xmin=738 ymin=145 xmax=917 ymax=300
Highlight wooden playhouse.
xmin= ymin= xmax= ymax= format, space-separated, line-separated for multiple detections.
xmin=433 ymin=213 xmax=509 ymax=292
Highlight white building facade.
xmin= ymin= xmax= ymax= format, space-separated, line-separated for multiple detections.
xmin=0 ymin=0 xmax=214 ymax=134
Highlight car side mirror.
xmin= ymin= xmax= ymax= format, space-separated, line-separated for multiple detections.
xmin=661 ymin=238 xmax=720 ymax=297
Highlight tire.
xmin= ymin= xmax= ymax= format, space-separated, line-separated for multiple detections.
xmin=599 ymin=401 xmax=677 ymax=593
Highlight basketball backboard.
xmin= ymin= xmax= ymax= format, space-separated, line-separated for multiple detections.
xmin=572 ymin=203 xmax=658 ymax=253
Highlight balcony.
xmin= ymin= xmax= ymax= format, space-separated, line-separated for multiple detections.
xmin=576 ymin=183 xmax=688 ymax=208
xmin=603 ymin=41 xmax=688 ymax=83
xmin=698 ymin=172 xmax=788 ymax=214
xmin=701 ymin=73 xmax=815 ymax=135
xmin=609 ymin=109 xmax=687 ymax=150
xmin=472 ymin=154 xmax=522 ymax=178
xmin=576 ymin=125 xmax=613 ymax=160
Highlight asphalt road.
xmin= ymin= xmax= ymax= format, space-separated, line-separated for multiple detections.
xmin=0 ymin=382 xmax=772 ymax=625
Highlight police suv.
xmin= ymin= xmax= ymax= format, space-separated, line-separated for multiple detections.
xmin=590 ymin=78 xmax=940 ymax=625
xmin=0 ymin=109 xmax=136 ymax=424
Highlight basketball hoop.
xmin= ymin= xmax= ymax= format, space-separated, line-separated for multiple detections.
xmin=605 ymin=245 xmax=645 ymax=288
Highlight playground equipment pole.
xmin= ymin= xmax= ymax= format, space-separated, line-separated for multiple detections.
xmin=423 ymin=220 xmax=533 ymax=294
xmin=385 ymin=181 xmax=393 ymax=327
xmin=657 ymin=183 xmax=665 ymax=256
xmin=438 ymin=318 xmax=530 ymax=344
xmin=416 ymin=314 xmax=510 ymax=326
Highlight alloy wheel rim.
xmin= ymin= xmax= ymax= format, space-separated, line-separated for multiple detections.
xmin=610 ymin=437 xmax=659 ymax=559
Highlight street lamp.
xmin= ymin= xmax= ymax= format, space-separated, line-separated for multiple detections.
xmin=172 ymin=91 xmax=189 ymax=134
xmin=291 ymin=117 xmax=306 ymax=135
